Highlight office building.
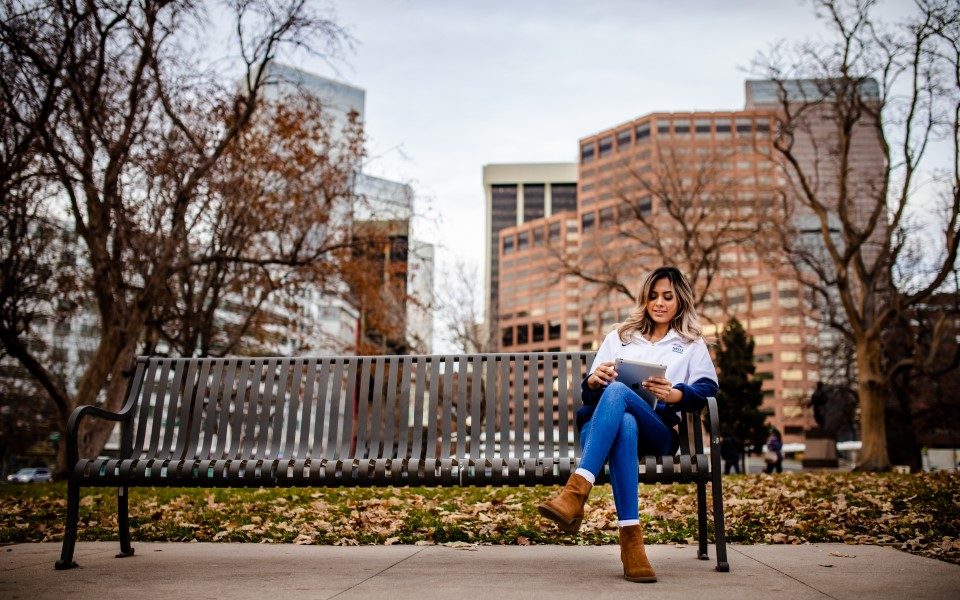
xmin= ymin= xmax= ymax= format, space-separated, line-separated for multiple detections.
xmin=482 ymin=163 xmax=578 ymax=344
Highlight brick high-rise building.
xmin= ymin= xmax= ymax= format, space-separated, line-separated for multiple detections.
xmin=497 ymin=106 xmax=822 ymax=444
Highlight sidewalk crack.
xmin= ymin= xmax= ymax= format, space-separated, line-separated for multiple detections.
xmin=326 ymin=546 xmax=427 ymax=599
xmin=729 ymin=546 xmax=840 ymax=600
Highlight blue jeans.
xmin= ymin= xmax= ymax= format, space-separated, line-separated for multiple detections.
xmin=578 ymin=382 xmax=673 ymax=521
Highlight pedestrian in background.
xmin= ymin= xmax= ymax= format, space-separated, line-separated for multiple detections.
xmin=720 ymin=436 xmax=742 ymax=474
xmin=764 ymin=430 xmax=783 ymax=474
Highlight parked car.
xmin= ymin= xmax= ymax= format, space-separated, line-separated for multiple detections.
xmin=6 ymin=467 xmax=53 ymax=483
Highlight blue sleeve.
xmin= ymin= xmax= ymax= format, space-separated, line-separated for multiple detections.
xmin=672 ymin=377 xmax=719 ymax=413
xmin=581 ymin=331 xmax=618 ymax=406
xmin=581 ymin=375 xmax=602 ymax=406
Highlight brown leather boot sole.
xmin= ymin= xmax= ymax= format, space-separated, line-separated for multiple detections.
xmin=536 ymin=503 xmax=583 ymax=533
xmin=623 ymin=573 xmax=657 ymax=583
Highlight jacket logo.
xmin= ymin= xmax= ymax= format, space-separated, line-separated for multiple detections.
xmin=672 ymin=344 xmax=684 ymax=354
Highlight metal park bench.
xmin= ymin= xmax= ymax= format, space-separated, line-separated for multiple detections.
xmin=56 ymin=352 xmax=729 ymax=572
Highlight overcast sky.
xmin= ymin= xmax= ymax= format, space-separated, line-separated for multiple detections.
xmin=279 ymin=0 xmax=918 ymax=346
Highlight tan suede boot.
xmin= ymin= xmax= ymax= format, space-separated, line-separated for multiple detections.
xmin=619 ymin=524 xmax=657 ymax=582
xmin=537 ymin=473 xmax=592 ymax=533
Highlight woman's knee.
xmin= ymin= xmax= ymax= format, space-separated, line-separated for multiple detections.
xmin=604 ymin=381 xmax=631 ymax=396
xmin=599 ymin=382 xmax=630 ymax=408
xmin=615 ymin=413 xmax=638 ymax=442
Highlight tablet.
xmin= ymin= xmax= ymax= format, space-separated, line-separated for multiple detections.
xmin=615 ymin=357 xmax=667 ymax=409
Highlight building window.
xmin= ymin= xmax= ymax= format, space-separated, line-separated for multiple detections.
xmin=736 ymin=117 xmax=752 ymax=133
xmin=674 ymin=119 xmax=691 ymax=134
xmin=657 ymin=121 xmax=670 ymax=135
xmin=517 ymin=231 xmax=529 ymax=251
xmin=523 ymin=184 xmax=545 ymax=221
xmin=636 ymin=122 xmax=651 ymax=140
xmin=757 ymin=121 xmax=770 ymax=132
xmin=503 ymin=236 xmax=514 ymax=254
xmin=582 ymin=316 xmax=597 ymax=335
xmin=581 ymin=211 xmax=596 ymax=231
xmin=551 ymin=183 xmax=578 ymax=214
xmin=695 ymin=118 xmax=711 ymax=134
xmin=598 ymin=136 xmax=613 ymax=158
xmin=533 ymin=227 xmax=544 ymax=245
xmin=501 ymin=327 xmax=513 ymax=347
xmin=599 ymin=206 xmax=614 ymax=226
xmin=581 ymin=143 xmax=595 ymax=162
xmin=617 ymin=129 xmax=631 ymax=150
xmin=533 ymin=322 xmax=545 ymax=343
xmin=517 ymin=324 xmax=529 ymax=345
xmin=781 ymin=333 xmax=802 ymax=344
xmin=637 ymin=196 xmax=652 ymax=215
xmin=726 ymin=287 xmax=745 ymax=306
xmin=549 ymin=221 xmax=561 ymax=239
xmin=548 ymin=320 xmax=561 ymax=340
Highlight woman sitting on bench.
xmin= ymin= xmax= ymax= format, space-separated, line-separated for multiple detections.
xmin=538 ymin=265 xmax=719 ymax=583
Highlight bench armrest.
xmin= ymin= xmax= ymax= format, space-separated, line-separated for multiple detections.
xmin=705 ymin=397 xmax=722 ymax=475
xmin=64 ymin=404 xmax=134 ymax=469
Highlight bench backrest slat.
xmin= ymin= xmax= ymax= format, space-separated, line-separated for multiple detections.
xmin=132 ymin=359 xmax=160 ymax=455
xmin=469 ymin=355 xmax=482 ymax=460
xmin=483 ymin=355 xmax=496 ymax=458
xmin=224 ymin=359 xmax=249 ymax=459
xmin=373 ymin=357 xmax=387 ymax=458
xmin=213 ymin=359 xmax=238 ymax=459
xmin=511 ymin=356 xmax=523 ymax=459
xmin=159 ymin=360 xmax=187 ymax=460
xmin=557 ymin=355 xmax=573 ymax=457
xmin=280 ymin=359 xmax=303 ymax=461
xmin=197 ymin=360 xmax=224 ymax=458
xmin=169 ymin=359 xmax=199 ymax=460
xmin=543 ymin=357 xmax=562 ymax=456
xmin=355 ymin=358 xmax=373 ymax=459
xmin=296 ymin=359 xmax=318 ymax=458
xmin=454 ymin=356 xmax=469 ymax=459
xmin=146 ymin=360 xmax=173 ymax=458
xmin=528 ymin=355 xmax=540 ymax=459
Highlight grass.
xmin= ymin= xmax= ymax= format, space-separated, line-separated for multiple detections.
xmin=1 ymin=471 xmax=957 ymax=564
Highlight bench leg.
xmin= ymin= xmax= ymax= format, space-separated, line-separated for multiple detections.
xmin=55 ymin=481 xmax=80 ymax=570
xmin=711 ymin=472 xmax=730 ymax=572
xmin=696 ymin=481 xmax=709 ymax=561
xmin=116 ymin=486 xmax=134 ymax=558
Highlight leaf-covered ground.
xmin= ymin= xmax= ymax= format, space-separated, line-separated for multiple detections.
xmin=1 ymin=472 xmax=957 ymax=564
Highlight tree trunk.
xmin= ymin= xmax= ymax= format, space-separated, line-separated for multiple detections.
xmin=855 ymin=335 xmax=891 ymax=471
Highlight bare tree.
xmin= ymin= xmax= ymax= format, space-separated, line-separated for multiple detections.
xmin=551 ymin=136 xmax=778 ymax=318
xmin=0 ymin=0 xmax=351 ymax=471
xmin=753 ymin=0 xmax=960 ymax=470
xmin=147 ymin=97 xmax=364 ymax=358
xmin=436 ymin=259 xmax=495 ymax=353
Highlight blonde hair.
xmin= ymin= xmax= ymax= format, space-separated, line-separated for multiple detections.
xmin=617 ymin=266 xmax=703 ymax=343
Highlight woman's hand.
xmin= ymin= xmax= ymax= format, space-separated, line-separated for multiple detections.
xmin=587 ymin=361 xmax=617 ymax=389
xmin=643 ymin=376 xmax=681 ymax=403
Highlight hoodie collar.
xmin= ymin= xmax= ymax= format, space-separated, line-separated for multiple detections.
xmin=638 ymin=328 xmax=679 ymax=345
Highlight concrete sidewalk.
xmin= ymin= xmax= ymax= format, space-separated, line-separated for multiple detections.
xmin=2 ymin=542 xmax=958 ymax=600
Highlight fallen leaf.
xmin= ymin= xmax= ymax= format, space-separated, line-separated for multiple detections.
xmin=442 ymin=541 xmax=478 ymax=550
